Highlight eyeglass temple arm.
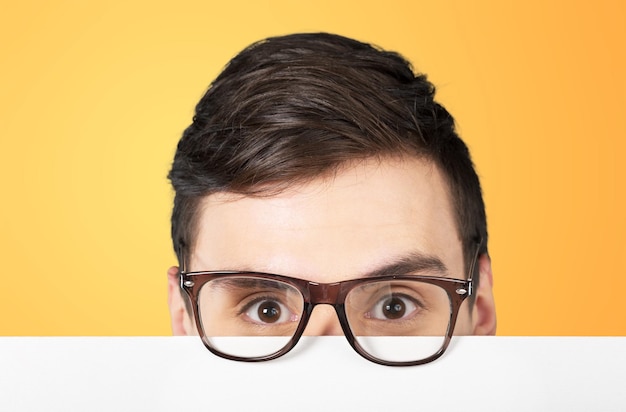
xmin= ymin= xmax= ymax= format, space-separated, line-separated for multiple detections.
xmin=465 ymin=237 xmax=484 ymax=297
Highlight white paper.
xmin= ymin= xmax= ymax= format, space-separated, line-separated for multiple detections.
xmin=0 ymin=336 xmax=624 ymax=411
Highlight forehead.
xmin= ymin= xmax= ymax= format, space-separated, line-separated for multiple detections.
xmin=191 ymin=158 xmax=462 ymax=281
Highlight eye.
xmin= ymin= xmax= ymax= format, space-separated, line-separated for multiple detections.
xmin=243 ymin=298 xmax=298 ymax=325
xmin=366 ymin=294 xmax=419 ymax=321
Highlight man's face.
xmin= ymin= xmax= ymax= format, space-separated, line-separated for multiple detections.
xmin=168 ymin=157 xmax=496 ymax=337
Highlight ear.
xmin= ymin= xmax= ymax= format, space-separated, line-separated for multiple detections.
xmin=167 ymin=266 xmax=193 ymax=335
xmin=471 ymin=254 xmax=497 ymax=335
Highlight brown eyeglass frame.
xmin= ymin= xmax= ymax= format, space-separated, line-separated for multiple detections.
xmin=179 ymin=244 xmax=480 ymax=367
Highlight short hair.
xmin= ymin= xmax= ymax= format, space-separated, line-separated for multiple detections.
xmin=168 ymin=32 xmax=487 ymax=282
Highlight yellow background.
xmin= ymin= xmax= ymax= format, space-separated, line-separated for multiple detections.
xmin=1 ymin=0 xmax=624 ymax=336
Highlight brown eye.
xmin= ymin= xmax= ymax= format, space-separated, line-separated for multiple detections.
xmin=243 ymin=298 xmax=297 ymax=325
xmin=382 ymin=296 xmax=406 ymax=319
xmin=367 ymin=294 xmax=418 ymax=321
xmin=257 ymin=301 xmax=281 ymax=323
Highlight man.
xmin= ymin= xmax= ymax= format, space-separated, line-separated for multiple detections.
xmin=167 ymin=32 xmax=496 ymax=366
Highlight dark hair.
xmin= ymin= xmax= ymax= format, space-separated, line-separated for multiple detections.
xmin=168 ymin=32 xmax=487 ymax=281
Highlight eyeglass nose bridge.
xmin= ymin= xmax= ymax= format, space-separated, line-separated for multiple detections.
xmin=306 ymin=281 xmax=343 ymax=305
xmin=299 ymin=281 xmax=352 ymax=340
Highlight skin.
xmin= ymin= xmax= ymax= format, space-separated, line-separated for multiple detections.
xmin=168 ymin=157 xmax=496 ymax=338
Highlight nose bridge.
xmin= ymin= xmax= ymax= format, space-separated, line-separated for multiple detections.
xmin=304 ymin=305 xmax=344 ymax=336
xmin=308 ymin=281 xmax=341 ymax=305
xmin=302 ymin=283 xmax=344 ymax=336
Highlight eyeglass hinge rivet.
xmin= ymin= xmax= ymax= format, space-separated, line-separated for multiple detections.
xmin=184 ymin=280 xmax=194 ymax=287
xmin=456 ymin=288 xmax=467 ymax=295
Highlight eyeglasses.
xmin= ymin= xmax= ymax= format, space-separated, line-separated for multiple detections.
xmin=179 ymin=247 xmax=479 ymax=367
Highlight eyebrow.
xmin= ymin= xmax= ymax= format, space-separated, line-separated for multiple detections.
xmin=359 ymin=252 xmax=448 ymax=279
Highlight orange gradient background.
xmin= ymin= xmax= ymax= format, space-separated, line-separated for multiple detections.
xmin=1 ymin=1 xmax=624 ymax=336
